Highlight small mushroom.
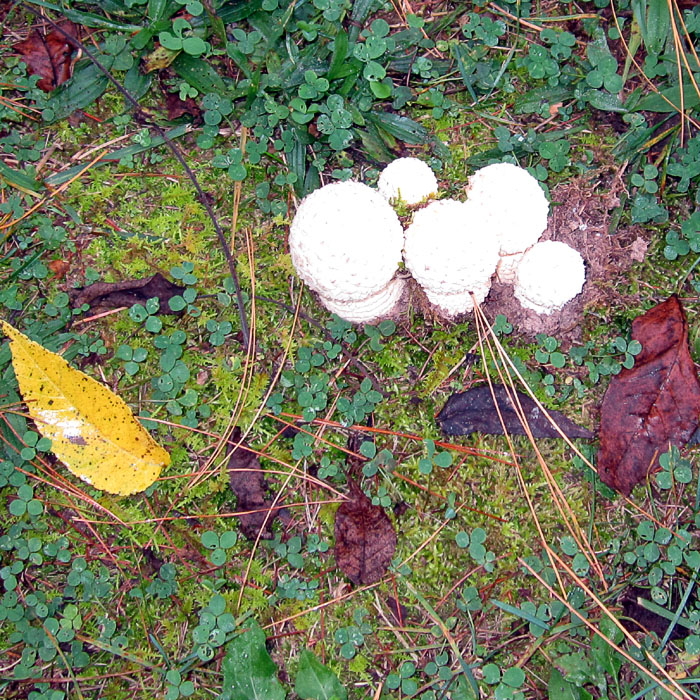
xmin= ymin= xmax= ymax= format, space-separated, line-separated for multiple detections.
xmin=403 ymin=199 xmax=500 ymax=317
xmin=514 ymin=240 xmax=585 ymax=314
xmin=377 ymin=157 xmax=438 ymax=205
xmin=289 ymin=181 xmax=405 ymax=323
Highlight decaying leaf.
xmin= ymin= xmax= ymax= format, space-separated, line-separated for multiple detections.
xmin=48 ymin=259 xmax=71 ymax=280
xmin=437 ymin=384 xmax=593 ymax=439
xmin=14 ymin=22 xmax=78 ymax=92
xmin=597 ymin=296 xmax=700 ymax=495
xmin=71 ymin=273 xmax=185 ymax=313
xmin=620 ymin=586 xmax=689 ymax=640
xmin=334 ymin=480 xmax=396 ymax=585
xmin=2 ymin=321 xmax=169 ymax=495
xmin=165 ymin=91 xmax=202 ymax=121
xmin=227 ymin=428 xmax=282 ymax=539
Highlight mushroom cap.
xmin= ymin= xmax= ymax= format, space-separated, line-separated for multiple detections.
xmin=403 ymin=199 xmax=500 ymax=297
xmin=466 ymin=162 xmax=549 ymax=255
xmin=290 ymin=181 xmax=404 ymax=302
xmin=320 ymin=278 xmax=407 ymax=324
xmin=423 ymin=282 xmax=491 ymax=317
xmin=377 ymin=157 xmax=439 ymax=205
xmin=514 ymin=240 xmax=585 ymax=314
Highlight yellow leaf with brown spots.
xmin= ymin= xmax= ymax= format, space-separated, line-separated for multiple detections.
xmin=2 ymin=321 xmax=169 ymax=495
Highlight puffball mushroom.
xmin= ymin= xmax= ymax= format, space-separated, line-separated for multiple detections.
xmin=514 ymin=240 xmax=585 ymax=314
xmin=466 ymin=162 xmax=549 ymax=283
xmin=320 ymin=278 xmax=407 ymax=324
xmin=377 ymin=157 xmax=438 ymax=205
xmin=289 ymin=180 xmax=405 ymax=323
xmin=403 ymin=199 xmax=500 ymax=317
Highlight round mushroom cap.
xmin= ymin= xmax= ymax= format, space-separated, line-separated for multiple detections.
xmin=403 ymin=199 xmax=500 ymax=297
xmin=320 ymin=278 xmax=407 ymax=324
xmin=377 ymin=157 xmax=438 ymax=205
xmin=467 ymin=162 xmax=549 ymax=255
xmin=290 ymin=181 xmax=404 ymax=302
xmin=514 ymin=240 xmax=585 ymax=314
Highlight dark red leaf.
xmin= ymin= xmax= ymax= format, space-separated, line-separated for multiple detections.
xmin=597 ymin=296 xmax=700 ymax=495
xmin=437 ymin=384 xmax=593 ymax=439
xmin=165 ymin=91 xmax=202 ymax=121
xmin=14 ymin=22 xmax=78 ymax=92
xmin=227 ymin=428 xmax=284 ymax=540
xmin=334 ymin=480 xmax=396 ymax=585
xmin=71 ymin=273 xmax=185 ymax=314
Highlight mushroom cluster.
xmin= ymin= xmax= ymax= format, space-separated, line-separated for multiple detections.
xmin=288 ymin=157 xmax=586 ymax=325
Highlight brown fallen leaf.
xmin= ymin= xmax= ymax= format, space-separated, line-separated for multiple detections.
xmin=437 ymin=384 xmax=593 ymax=440
xmin=48 ymin=259 xmax=70 ymax=280
xmin=620 ymin=586 xmax=689 ymax=640
xmin=165 ymin=91 xmax=202 ymax=121
xmin=385 ymin=596 xmax=409 ymax=625
xmin=227 ymin=428 xmax=283 ymax=540
xmin=14 ymin=22 xmax=78 ymax=92
xmin=71 ymin=273 xmax=185 ymax=314
xmin=597 ymin=296 xmax=700 ymax=495
xmin=334 ymin=480 xmax=396 ymax=585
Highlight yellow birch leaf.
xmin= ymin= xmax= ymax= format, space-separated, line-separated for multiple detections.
xmin=2 ymin=321 xmax=170 ymax=495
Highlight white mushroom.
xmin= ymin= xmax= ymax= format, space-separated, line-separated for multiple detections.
xmin=320 ymin=278 xmax=407 ymax=324
xmin=466 ymin=162 xmax=549 ymax=283
xmin=514 ymin=240 xmax=585 ymax=314
xmin=403 ymin=199 xmax=500 ymax=317
xmin=289 ymin=181 xmax=405 ymax=322
xmin=377 ymin=157 xmax=438 ymax=205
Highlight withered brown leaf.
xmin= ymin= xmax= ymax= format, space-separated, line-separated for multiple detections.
xmin=71 ymin=273 xmax=185 ymax=314
xmin=334 ymin=480 xmax=396 ymax=585
xmin=165 ymin=91 xmax=202 ymax=121
xmin=14 ymin=22 xmax=78 ymax=92
xmin=227 ymin=428 xmax=280 ymax=540
xmin=620 ymin=586 xmax=689 ymax=640
xmin=437 ymin=384 xmax=593 ymax=439
xmin=597 ymin=296 xmax=700 ymax=495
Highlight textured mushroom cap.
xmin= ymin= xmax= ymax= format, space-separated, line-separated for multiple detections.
xmin=403 ymin=199 xmax=500 ymax=297
xmin=423 ymin=281 xmax=491 ymax=317
xmin=377 ymin=157 xmax=439 ymax=205
xmin=290 ymin=181 xmax=404 ymax=302
xmin=467 ymin=162 xmax=549 ymax=255
xmin=320 ymin=278 xmax=407 ymax=324
xmin=514 ymin=240 xmax=585 ymax=314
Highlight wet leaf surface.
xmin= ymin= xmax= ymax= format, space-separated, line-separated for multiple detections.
xmin=227 ymin=428 xmax=282 ymax=540
xmin=437 ymin=384 xmax=593 ymax=439
xmin=295 ymin=649 xmax=348 ymax=700
xmin=221 ymin=620 xmax=286 ymax=700
xmin=14 ymin=22 xmax=78 ymax=92
xmin=334 ymin=480 xmax=396 ymax=585
xmin=71 ymin=273 xmax=185 ymax=314
xmin=597 ymin=296 xmax=700 ymax=495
